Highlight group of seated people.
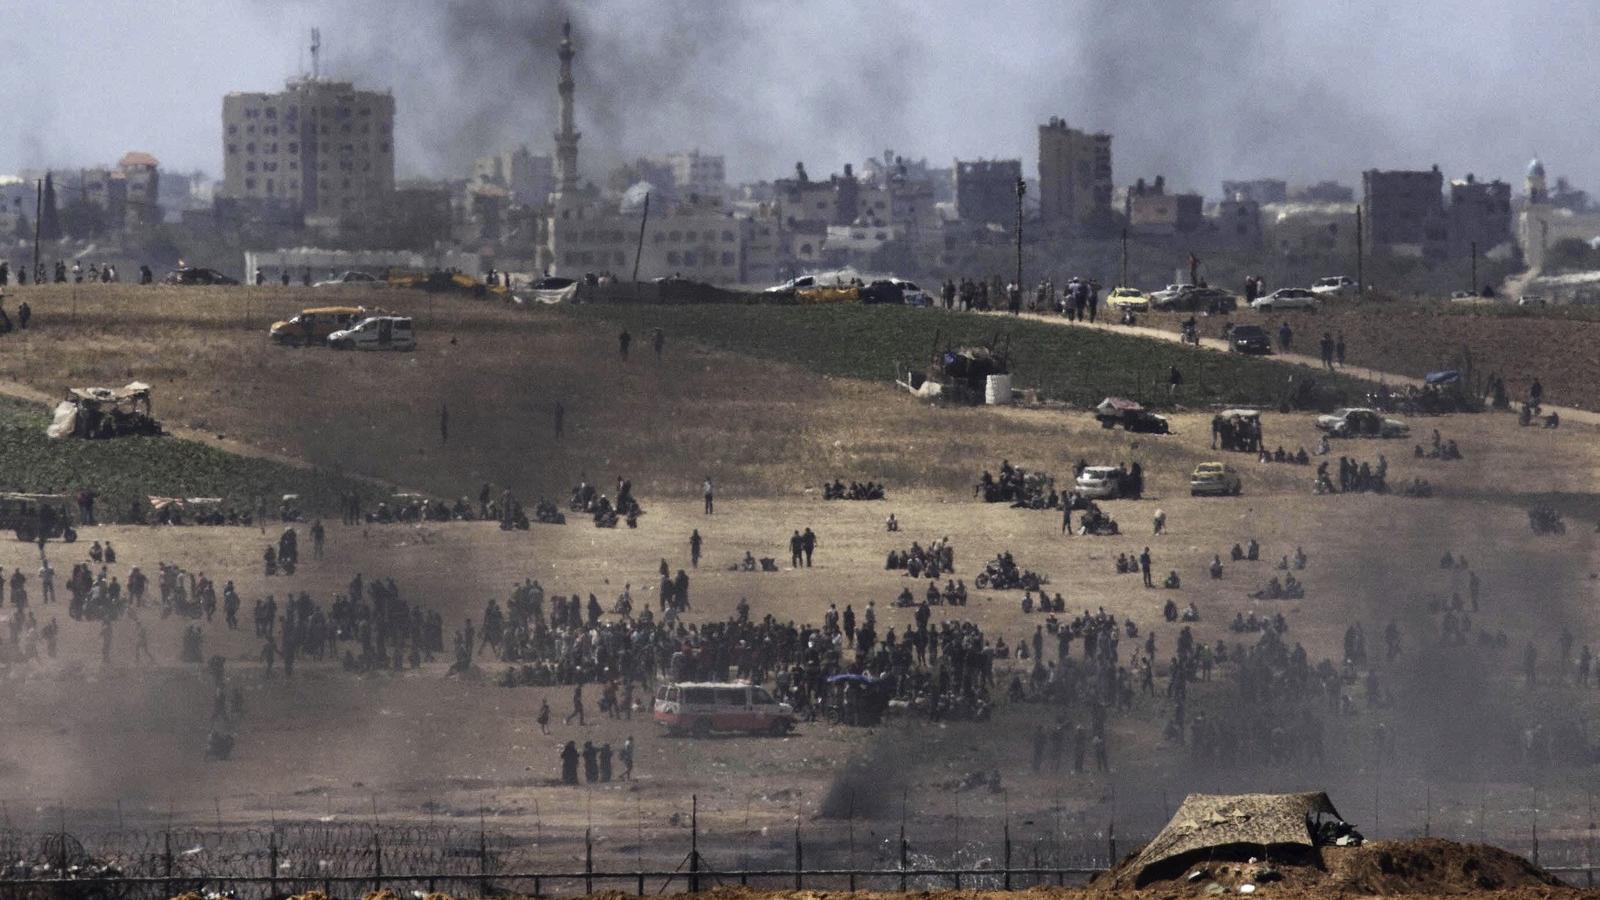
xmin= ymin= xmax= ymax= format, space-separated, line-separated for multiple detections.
xmin=823 ymin=479 xmax=886 ymax=501
xmin=1230 ymin=610 xmax=1287 ymax=634
xmin=1251 ymin=573 xmax=1305 ymax=600
xmin=885 ymin=539 xmax=955 ymax=579
xmin=1398 ymin=478 xmax=1435 ymax=498
xmin=534 ymin=498 xmax=566 ymax=524
xmin=1416 ymin=432 xmax=1463 ymax=460
xmin=1020 ymin=591 xmax=1066 ymax=614
xmin=1229 ymin=539 xmax=1262 ymax=562
xmin=974 ymin=460 xmax=1054 ymax=506
xmin=1077 ymin=502 xmax=1118 ymax=535
xmin=893 ymin=579 xmax=969 ymax=607
xmin=1258 ymin=445 xmax=1311 ymax=465
xmin=739 ymin=551 xmax=780 ymax=572
xmin=1275 ymin=547 xmax=1309 ymax=571
xmin=1162 ymin=598 xmax=1200 ymax=622
xmin=1518 ymin=404 xmax=1560 ymax=429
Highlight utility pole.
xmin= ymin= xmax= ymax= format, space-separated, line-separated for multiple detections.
xmin=631 ymin=191 xmax=650 ymax=298
xmin=1015 ymin=177 xmax=1025 ymax=290
xmin=1470 ymin=240 xmax=1478 ymax=295
xmin=1354 ymin=204 xmax=1364 ymax=294
xmin=1120 ymin=227 xmax=1129 ymax=286
xmin=32 ymin=178 xmax=42 ymax=279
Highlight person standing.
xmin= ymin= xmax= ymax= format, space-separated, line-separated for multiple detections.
xmin=1335 ymin=332 xmax=1346 ymax=367
xmin=1061 ymin=502 xmax=1072 ymax=535
xmin=1140 ymin=547 xmax=1153 ymax=588
xmin=652 ymin=328 xmax=664 ymax=358
xmin=537 ymin=697 xmax=551 ymax=734
xmin=802 ymin=528 xmax=816 ymax=567
xmin=565 ymin=683 xmax=586 ymax=725
xmin=618 ymin=329 xmax=631 ymax=359
xmin=689 ymin=529 xmax=702 ymax=568
xmin=702 ymin=477 xmax=714 ymax=515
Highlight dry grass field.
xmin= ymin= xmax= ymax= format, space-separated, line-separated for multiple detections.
xmin=0 ymin=283 xmax=1596 ymax=877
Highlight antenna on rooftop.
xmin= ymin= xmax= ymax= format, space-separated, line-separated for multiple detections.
xmin=310 ymin=27 xmax=322 ymax=80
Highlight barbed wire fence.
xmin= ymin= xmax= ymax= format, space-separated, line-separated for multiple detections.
xmin=3 ymin=787 xmax=1600 ymax=897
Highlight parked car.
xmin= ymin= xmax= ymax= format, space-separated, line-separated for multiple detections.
xmin=163 ymin=266 xmax=238 ymax=286
xmin=859 ymin=280 xmax=905 ymax=305
xmin=1075 ymin=465 xmax=1125 ymax=499
xmin=313 ymin=271 xmax=381 ymax=287
xmin=328 ymin=316 xmax=416 ymax=351
xmin=1153 ymin=285 xmax=1236 ymax=313
xmin=654 ymin=682 xmax=796 ymax=736
xmin=269 ymin=306 xmax=387 ymax=345
xmin=1316 ymin=408 xmax=1409 ymax=438
xmin=764 ymin=275 xmax=818 ymax=295
xmin=1251 ymin=288 xmax=1319 ymax=311
xmin=1149 ymin=284 xmax=1192 ymax=305
xmin=0 ymin=492 xmax=77 ymax=542
xmin=1190 ymin=462 xmax=1242 ymax=496
xmin=1105 ymin=287 xmax=1151 ymax=312
xmin=1310 ymin=276 xmax=1357 ymax=297
xmin=1227 ymin=323 xmax=1272 ymax=354
xmin=1094 ymin=397 xmax=1169 ymax=433
xmin=890 ymin=278 xmax=931 ymax=306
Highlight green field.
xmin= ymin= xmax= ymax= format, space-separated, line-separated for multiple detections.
xmin=0 ymin=397 xmax=380 ymax=523
xmin=563 ymin=303 xmax=1376 ymax=409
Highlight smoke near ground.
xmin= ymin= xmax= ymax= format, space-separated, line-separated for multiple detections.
xmin=2 ymin=1 xmax=1598 ymax=192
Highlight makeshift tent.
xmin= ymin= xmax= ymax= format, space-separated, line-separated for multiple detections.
xmin=1424 ymin=370 xmax=1461 ymax=386
xmin=1126 ymin=792 xmax=1343 ymax=886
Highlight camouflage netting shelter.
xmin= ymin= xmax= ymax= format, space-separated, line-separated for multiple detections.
xmin=1127 ymin=792 xmax=1341 ymax=886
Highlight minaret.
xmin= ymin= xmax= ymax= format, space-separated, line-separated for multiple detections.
xmin=553 ymin=20 xmax=580 ymax=196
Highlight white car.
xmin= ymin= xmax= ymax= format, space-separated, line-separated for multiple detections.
xmin=764 ymin=275 xmax=817 ymax=294
xmin=1190 ymin=462 xmax=1242 ymax=497
xmin=313 ymin=271 xmax=381 ymax=287
xmin=1149 ymin=284 xmax=1192 ymax=305
xmin=1311 ymin=276 xmax=1356 ymax=297
xmin=328 ymin=316 xmax=416 ymax=351
xmin=890 ymin=278 xmax=931 ymax=306
xmin=1075 ymin=465 xmax=1124 ymax=499
xmin=1315 ymin=408 xmax=1409 ymax=438
xmin=1251 ymin=288 xmax=1319 ymax=311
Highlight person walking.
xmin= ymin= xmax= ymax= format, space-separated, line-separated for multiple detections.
xmin=564 ymin=683 xmax=586 ymax=725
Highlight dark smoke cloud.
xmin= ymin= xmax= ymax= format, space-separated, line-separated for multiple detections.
xmin=2 ymin=1 xmax=1598 ymax=196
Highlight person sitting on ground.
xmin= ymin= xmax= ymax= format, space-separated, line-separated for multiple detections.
xmin=1021 ymin=592 xmax=1034 ymax=614
xmin=1294 ymin=546 xmax=1308 ymax=569
xmin=1163 ymin=570 xmax=1181 ymax=589
xmin=1546 ymin=411 xmax=1561 ymax=429
xmin=1210 ymin=554 xmax=1225 ymax=579
xmin=896 ymin=586 xmax=915 ymax=607
xmin=1230 ymin=543 xmax=1245 ymax=562
xmin=1246 ymin=538 xmax=1260 ymax=561
xmin=1277 ymin=554 xmax=1290 ymax=570
xmin=741 ymin=551 xmax=757 ymax=572
xmin=1283 ymin=573 xmax=1304 ymax=599
xmin=886 ymin=512 xmax=899 ymax=532
xmin=1253 ymin=576 xmax=1283 ymax=600
xmin=1163 ymin=598 xmax=1179 ymax=622
xmin=1181 ymin=602 xmax=1200 ymax=622
xmin=1295 ymin=447 xmax=1309 ymax=464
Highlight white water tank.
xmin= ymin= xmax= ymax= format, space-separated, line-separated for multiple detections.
xmin=984 ymin=373 xmax=1013 ymax=405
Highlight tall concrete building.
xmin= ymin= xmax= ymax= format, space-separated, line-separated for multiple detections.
xmin=1362 ymin=166 xmax=1447 ymax=257
xmin=221 ymin=76 xmax=395 ymax=221
xmin=665 ymin=150 xmax=726 ymax=202
xmin=473 ymin=146 xmax=554 ymax=205
xmin=1447 ymin=174 xmax=1512 ymax=257
xmin=1038 ymin=117 xmax=1112 ymax=228
xmin=954 ymin=158 xmax=1021 ymax=225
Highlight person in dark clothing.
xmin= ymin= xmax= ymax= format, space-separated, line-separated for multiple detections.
xmin=560 ymin=741 xmax=580 ymax=784
xmin=582 ymin=741 xmax=599 ymax=783
xmin=652 ymin=328 xmax=664 ymax=358
xmin=1140 ymin=547 xmax=1153 ymax=588
xmin=618 ymin=330 xmax=631 ymax=359
xmin=802 ymin=528 xmax=816 ymax=567
xmin=690 ymin=530 xmax=702 ymax=568
xmin=17 ymin=301 xmax=29 ymax=330
xmin=789 ymin=530 xmax=803 ymax=568
xmin=599 ymin=743 xmax=613 ymax=782
xmin=1335 ymin=332 xmax=1346 ymax=367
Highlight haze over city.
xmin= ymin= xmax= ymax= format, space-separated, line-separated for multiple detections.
xmin=4 ymin=0 xmax=1597 ymax=192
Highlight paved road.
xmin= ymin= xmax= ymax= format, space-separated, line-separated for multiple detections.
xmin=985 ymin=308 xmax=1600 ymax=428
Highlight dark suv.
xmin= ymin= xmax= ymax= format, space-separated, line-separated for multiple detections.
xmin=1228 ymin=324 xmax=1272 ymax=354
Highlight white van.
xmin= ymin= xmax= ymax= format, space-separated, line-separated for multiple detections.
xmin=653 ymin=682 xmax=795 ymax=736
xmin=328 ymin=316 xmax=416 ymax=351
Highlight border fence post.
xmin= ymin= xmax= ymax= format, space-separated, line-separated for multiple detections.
xmin=793 ymin=827 xmax=802 ymax=891
xmin=164 ymin=831 xmax=174 ymax=897
xmin=1004 ymin=821 xmax=1012 ymax=890
xmin=268 ymin=830 xmax=279 ymax=899
xmin=372 ymin=830 xmax=383 ymax=892
xmin=586 ymin=827 xmax=594 ymax=895
xmin=1108 ymin=820 xmax=1117 ymax=866
xmin=479 ymin=819 xmax=490 ymax=898
xmin=689 ymin=796 xmax=700 ymax=893
xmin=899 ymin=823 xmax=908 ymax=892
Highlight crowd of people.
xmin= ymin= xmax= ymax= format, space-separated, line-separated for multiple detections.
xmin=823 ymin=479 xmax=886 ymax=501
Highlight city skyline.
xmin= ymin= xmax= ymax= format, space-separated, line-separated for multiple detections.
xmin=2 ymin=0 xmax=1595 ymax=197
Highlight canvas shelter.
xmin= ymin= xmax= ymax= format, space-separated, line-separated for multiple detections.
xmin=1127 ymin=792 xmax=1342 ymax=886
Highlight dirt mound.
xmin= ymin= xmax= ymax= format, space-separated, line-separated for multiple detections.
xmin=1092 ymin=837 xmax=1561 ymax=895
xmin=1323 ymin=839 xmax=1563 ymax=894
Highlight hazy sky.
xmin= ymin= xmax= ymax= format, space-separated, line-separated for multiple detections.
xmin=2 ymin=0 xmax=1593 ymax=197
